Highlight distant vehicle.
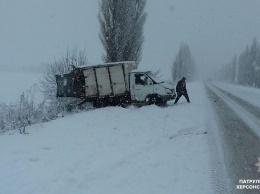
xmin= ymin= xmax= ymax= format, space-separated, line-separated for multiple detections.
xmin=56 ymin=61 xmax=176 ymax=107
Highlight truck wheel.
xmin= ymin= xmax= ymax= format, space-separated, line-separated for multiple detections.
xmin=92 ymin=100 xmax=100 ymax=108
xmin=93 ymin=98 xmax=105 ymax=108
xmin=151 ymin=96 xmax=158 ymax=105
xmin=145 ymin=96 xmax=153 ymax=105
xmin=155 ymin=98 xmax=164 ymax=106
xmin=146 ymin=95 xmax=163 ymax=106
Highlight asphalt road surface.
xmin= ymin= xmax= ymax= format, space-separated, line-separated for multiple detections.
xmin=206 ymin=83 xmax=260 ymax=194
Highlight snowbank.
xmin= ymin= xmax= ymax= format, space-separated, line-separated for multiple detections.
xmin=0 ymin=82 xmax=214 ymax=194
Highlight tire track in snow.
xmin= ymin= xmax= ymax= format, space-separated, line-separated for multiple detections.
xmin=204 ymin=84 xmax=232 ymax=194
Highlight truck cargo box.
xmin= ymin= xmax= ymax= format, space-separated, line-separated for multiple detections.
xmin=56 ymin=61 xmax=137 ymax=100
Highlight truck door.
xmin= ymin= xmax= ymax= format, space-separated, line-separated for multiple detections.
xmin=96 ymin=67 xmax=112 ymax=96
xmin=83 ymin=69 xmax=98 ymax=96
xmin=109 ymin=65 xmax=126 ymax=95
xmin=133 ymin=73 xmax=154 ymax=102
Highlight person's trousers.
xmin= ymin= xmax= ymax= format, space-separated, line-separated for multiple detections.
xmin=174 ymin=92 xmax=190 ymax=104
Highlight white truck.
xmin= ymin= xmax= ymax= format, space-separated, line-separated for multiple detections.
xmin=56 ymin=61 xmax=176 ymax=107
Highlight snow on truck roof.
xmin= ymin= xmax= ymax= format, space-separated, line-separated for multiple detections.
xmin=76 ymin=61 xmax=136 ymax=69
xmin=130 ymin=70 xmax=151 ymax=73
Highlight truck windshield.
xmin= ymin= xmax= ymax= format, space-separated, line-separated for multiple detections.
xmin=146 ymin=72 xmax=164 ymax=84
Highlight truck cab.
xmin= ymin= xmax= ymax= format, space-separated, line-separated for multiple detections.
xmin=129 ymin=71 xmax=176 ymax=106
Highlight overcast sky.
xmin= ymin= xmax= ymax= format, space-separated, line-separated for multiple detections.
xmin=1 ymin=0 xmax=260 ymax=79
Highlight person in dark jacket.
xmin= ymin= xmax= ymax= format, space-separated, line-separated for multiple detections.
xmin=174 ymin=77 xmax=190 ymax=104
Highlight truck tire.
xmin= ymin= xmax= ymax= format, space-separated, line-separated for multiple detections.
xmin=93 ymin=97 xmax=109 ymax=108
xmin=146 ymin=95 xmax=164 ymax=107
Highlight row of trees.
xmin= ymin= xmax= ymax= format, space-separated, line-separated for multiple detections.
xmin=219 ymin=38 xmax=260 ymax=87
xmin=172 ymin=43 xmax=196 ymax=81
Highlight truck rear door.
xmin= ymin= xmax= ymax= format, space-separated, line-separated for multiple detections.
xmin=56 ymin=73 xmax=76 ymax=97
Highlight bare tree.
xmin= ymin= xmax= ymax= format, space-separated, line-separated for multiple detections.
xmin=98 ymin=0 xmax=147 ymax=64
xmin=40 ymin=48 xmax=88 ymax=99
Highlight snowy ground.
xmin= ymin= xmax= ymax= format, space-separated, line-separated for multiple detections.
xmin=6 ymin=71 xmax=260 ymax=193
xmin=0 ymin=73 xmax=215 ymax=194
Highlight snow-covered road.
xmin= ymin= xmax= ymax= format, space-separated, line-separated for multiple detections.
xmin=211 ymin=82 xmax=260 ymax=109
xmin=208 ymin=82 xmax=260 ymax=138
xmin=0 ymin=81 xmax=217 ymax=194
xmin=206 ymin=82 xmax=260 ymax=194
